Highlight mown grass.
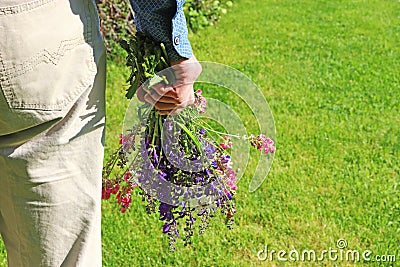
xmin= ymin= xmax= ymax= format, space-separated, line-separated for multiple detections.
xmin=1 ymin=0 xmax=399 ymax=266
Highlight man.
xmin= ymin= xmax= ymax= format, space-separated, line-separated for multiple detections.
xmin=0 ymin=0 xmax=200 ymax=265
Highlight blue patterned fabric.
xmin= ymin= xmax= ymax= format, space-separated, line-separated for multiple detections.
xmin=129 ymin=0 xmax=193 ymax=62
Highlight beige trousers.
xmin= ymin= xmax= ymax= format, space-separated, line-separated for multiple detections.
xmin=0 ymin=0 xmax=106 ymax=266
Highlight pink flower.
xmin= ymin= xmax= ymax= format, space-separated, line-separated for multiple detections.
xmin=121 ymin=195 xmax=131 ymax=206
xmin=227 ymin=173 xmax=236 ymax=183
xmin=111 ymin=183 xmax=120 ymax=194
xmin=220 ymin=143 xmax=229 ymax=149
xmin=102 ymin=188 xmax=111 ymax=200
xmin=264 ymin=138 xmax=274 ymax=147
xmin=220 ymin=136 xmax=233 ymax=149
xmin=227 ymin=180 xmax=237 ymax=191
xmin=264 ymin=145 xmax=276 ymax=154
xmin=119 ymin=133 xmax=135 ymax=150
xmin=124 ymin=171 xmax=131 ymax=182
xmin=194 ymin=90 xmax=207 ymax=113
xmin=250 ymin=134 xmax=275 ymax=154
xmin=224 ymin=188 xmax=231 ymax=195
xmin=102 ymin=180 xmax=118 ymax=199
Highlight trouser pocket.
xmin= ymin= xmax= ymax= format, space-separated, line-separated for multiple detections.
xmin=0 ymin=0 xmax=102 ymax=137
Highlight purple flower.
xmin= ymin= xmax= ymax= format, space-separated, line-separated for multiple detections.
xmin=159 ymin=203 xmax=175 ymax=220
xmin=221 ymin=155 xmax=231 ymax=163
xmin=203 ymin=141 xmax=217 ymax=158
xmin=189 ymin=214 xmax=195 ymax=224
xmin=194 ymin=176 xmax=201 ymax=184
xmin=211 ymin=161 xmax=218 ymax=169
xmin=197 ymin=209 xmax=206 ymax=216
xmin=162 ymin=223 xmax=171 ymax=233
xmin=153 ymin=149 xmax=159 ymax=165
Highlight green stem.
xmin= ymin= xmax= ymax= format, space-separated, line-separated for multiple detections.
xmin=176 ymin=121 xmax=202 ymax=155
xmin=159 ymin=115 xmax=164 ymax=162
xmin=152 ymin=111 xmax=159 ymax=146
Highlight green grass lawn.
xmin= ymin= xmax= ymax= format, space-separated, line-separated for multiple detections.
xmin=1 ymin=0 xmax=399 ymax=266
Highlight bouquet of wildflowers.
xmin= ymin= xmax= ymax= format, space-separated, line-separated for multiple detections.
xmin=102 ymin=32 xmax=275 ymax=250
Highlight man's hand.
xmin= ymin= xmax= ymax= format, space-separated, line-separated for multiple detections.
xmin=137 ymin=55 xmax=202 ymax=115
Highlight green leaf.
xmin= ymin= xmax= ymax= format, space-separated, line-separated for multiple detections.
xmin=126 ymin=76 xmax=139 ymax=99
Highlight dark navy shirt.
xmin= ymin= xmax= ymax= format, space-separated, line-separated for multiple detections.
xmin=130 ymin=0 xmax=193 ymax=62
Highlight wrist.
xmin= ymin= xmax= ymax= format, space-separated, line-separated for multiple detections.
xmin=170 ymin=58 xmax=187 ymax=66
xmin=170 ymin=55 xmax=196 ymax=66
